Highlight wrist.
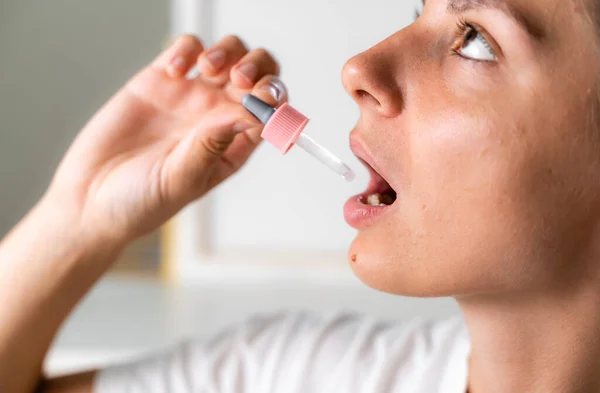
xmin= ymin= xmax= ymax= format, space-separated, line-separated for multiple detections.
xmin=33 ymin=193 xmax=125 ymax=268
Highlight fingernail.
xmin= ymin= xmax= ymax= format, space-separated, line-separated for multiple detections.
xmin=261 ymin=78 xmax=285 ymax=102
xmin=167 ymin=56 xmax=186 ymax=77
xmin=261 ymin=85 xmax=280 ymax=103
xmin=237 ymin=63 xmax=258 ymax=83
xmin=203 ymin=49 xmax=226 ymax=70
xmin=232 ymin=121 xmax=254 ymax=134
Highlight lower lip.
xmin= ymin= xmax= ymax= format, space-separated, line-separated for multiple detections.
xmin=343 ymin=195 xmax=394 ymax=229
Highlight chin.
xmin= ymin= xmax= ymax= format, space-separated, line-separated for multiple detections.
xmin=346 ymin=224 xmax=534 ymax=299
xmin=346 ymin=229 xmax=440 ymax=298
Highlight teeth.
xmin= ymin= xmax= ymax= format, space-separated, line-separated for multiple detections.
xmin=364 ymin=193 xmax=395 ymax=206
xmin=367 ymin=193 xmax=384 ymax=206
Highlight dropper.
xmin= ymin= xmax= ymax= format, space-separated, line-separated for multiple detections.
xmin=242 ymin=94 xmax=355 ymax=182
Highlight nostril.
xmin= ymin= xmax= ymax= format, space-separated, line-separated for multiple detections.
xmin=356 ymin=90 xmax=369 ymax=99
xmin=355 ymin=89 xmax=381 ymax=107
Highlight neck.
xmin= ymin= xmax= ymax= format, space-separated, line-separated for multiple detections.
xmin=459 ymin=281 xmax=600 ymax=393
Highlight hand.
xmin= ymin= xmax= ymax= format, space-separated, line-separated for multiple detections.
xmin=46 ymin=35 xmax=287 ymax=247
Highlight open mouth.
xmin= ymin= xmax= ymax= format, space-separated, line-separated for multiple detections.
xmin=344 ymin=134 xmax=398 ymax=229
xmin=357 ymin=158 xmax=397 ymax=207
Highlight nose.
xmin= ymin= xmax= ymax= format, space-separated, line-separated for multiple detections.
xmin=342 ymin=45 xmax=404 ymax=119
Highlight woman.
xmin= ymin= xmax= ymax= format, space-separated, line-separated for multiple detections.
xmin=2 ymin=0 xmax=600 ymax=391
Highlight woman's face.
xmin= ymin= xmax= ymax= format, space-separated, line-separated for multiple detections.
xmin=343 ymin=0 xmax=600 ymax=297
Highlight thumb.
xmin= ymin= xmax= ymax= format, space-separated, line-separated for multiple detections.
xmin=165 ymin=105 xmax=257 ymax=199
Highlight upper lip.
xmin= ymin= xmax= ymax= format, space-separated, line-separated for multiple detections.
xmin=349 ymin=132 xmax=394 ymax=192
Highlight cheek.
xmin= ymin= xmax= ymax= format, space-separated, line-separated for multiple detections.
xmin=349 ymin=106 xmax=569 ymax=296
xmin=406 ymin=100 xmax=522 ymax=231
xmin=349 ymin=47 xmax=600 ymax=296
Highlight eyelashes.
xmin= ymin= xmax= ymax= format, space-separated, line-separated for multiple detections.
xmin=412 ymin=8 xmax=499 ymax=63
xmin=454 ymin=18 xmax=481 ymax=43
xmin=451 ymin=18 xmax=497 ymax=61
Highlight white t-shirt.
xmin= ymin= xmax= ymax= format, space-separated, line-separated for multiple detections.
xmin=95 ymin=313 xmax=470 ymax=393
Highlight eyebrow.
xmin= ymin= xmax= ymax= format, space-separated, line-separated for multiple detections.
xmin=422 ymin=0 xmax=542 ymax=38
xmin=447 ymin=0 xmax=505 ymax=13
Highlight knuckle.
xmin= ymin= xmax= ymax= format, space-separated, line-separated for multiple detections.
xmin=178 ymin=34 xmax=201 ymax=48
xmin=254 ymin=47 xmax=270 ymax=57
xmin=201 ymin=135 xmax=233 ymax=157
xmin=256 ymin=48 xmax=277 ymax=64
xmin=255 ymin=48 xmax=279 ymax=72
xmin=223 ymin=35 xmax=246 ymax=49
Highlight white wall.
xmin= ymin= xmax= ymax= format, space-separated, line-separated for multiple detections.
xmin=0 ymin=0 xmax=168 ymax=236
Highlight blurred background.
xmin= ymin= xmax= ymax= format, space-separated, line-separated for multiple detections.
xmin=0 ymin=0 xmax=165 ymax=274
xmin=0 ymin=0 xmax=458 ymax=377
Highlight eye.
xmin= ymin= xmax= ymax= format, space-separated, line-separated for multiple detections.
xmin=457 ymin=26 xmax=497 ymax=61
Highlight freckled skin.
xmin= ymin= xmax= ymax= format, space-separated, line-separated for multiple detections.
xmin=341 ymin=0 xmax=600 ymax=297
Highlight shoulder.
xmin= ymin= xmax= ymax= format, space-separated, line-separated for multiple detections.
xmin=240 ymin=310 xmax=468 ymax=359
xmin=206 ymin=311 xmax=468 ymax=392
xmin=95 ymin=312 xmax=469 ymax=393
